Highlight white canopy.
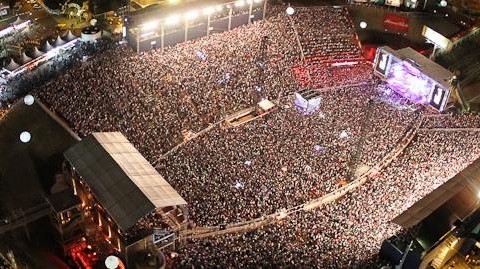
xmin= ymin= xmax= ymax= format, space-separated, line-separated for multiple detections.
xmin=5 ymin=58 xmax=20 ymax=71
xmin=54 ymin=35 xmax=65 ymax=47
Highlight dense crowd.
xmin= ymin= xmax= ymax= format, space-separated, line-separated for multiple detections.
xmin=35 ymin=10 xmax=295 ymax=161
xmin=20 ymin=4 xmax=480 ymax=268
xmin=159 ymin=83 xmax=418 ymax=227
xmin=288 ymin=8 xmax=371 ymax=88
xmin=174 ymin=127 xmax=480 ymax=268
xmin=421 ymin=113 xmax=480 ymax=129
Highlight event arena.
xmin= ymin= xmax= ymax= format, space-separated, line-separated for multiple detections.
xmin=2 ymin=1 xmax=480 ymax=268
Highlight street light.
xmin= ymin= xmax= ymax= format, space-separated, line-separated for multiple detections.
xmin=359 ymin=21 xmax=367 ymax=29
xmin=440 ymin=0 xmax=447 ymax=6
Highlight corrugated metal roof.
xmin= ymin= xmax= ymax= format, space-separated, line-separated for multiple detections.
xmin=64 ymin=132 xmax=186 ymax=231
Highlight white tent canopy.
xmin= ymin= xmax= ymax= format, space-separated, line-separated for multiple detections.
xmin=20 ymin=52 xmax=32 ymax=64
xmin=5 ymin=58 xmax=20 ymax=71
xmin=33 ymin=46 xmax=45 ymax=58
xmin=54 ymin=35 xmax=65 ymax=47
xmin=12 ymin=16 xmax=24 ymax=26
xmin=43 ymin=40 xmax=54 ymax=51
xmin=64 ymin=30 xmax=77 ymax=41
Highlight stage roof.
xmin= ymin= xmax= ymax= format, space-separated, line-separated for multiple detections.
xmin=64 ymin=132 xmax=186 ymax=231
xmin=396 ymin=47 xmax=454 ymax=88
xmin=393 ymin=156 xmax=480 ymax=228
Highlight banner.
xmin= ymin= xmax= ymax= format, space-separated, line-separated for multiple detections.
xmin=383 ymin=13 xmax=409 ymax=32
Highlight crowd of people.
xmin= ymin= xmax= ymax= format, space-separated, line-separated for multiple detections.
xmin=158 ymin=83 xmax=418 ymax=227
xmin=289 ymin=8 xmax=371 ymax=88
xmin=35 ymin=10 xmax=300 ymax=162
xmin=13 ymin=3 xmax=480 ymax=268
xmin=174 ymin=127 xmax=480 ymax=268
xmin=421 ymin=113 xmax=480 ymax=129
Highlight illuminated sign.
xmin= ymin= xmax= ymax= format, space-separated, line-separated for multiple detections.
xmin=383 ymin=13 xmax=409 ymax=32
xmin=422 ymin=26 xmax=452 ymax=50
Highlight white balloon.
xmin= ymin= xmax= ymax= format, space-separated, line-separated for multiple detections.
xmin=20 ymin=131 xmax=31 ymax=143
xmin=24 ymin=95 xmax=34 ymax=106
xmin=105 ymin=256 xmax=120 ymax=269
xmin=286 ymin=6 xmax=295 ymax=15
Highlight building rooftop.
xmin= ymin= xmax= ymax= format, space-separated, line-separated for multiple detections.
xmin=64 ymin=132 xmax=186 ymax=232
xmin=47 ymin=188 xmax=81 ymax=214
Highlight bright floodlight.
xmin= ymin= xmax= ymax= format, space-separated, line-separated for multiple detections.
xmin=286 ymin=6 xmax=295 ymax=15
xmin=440 ymin=0 xmax=447 ymax=6
xmin=141 ymin=21 xmax=158 ymax=31
xmin=235 ymin=0 xmax=246 ymax=7
xmin=203 ymin=6 xmax=215 ymax=15
xmin=23 ymin=95 xmax=34 ymax=106
xmin=359 ymin=21 xmax=367 ymax=29
xmin=185 ymin=10 xmax=198 ymax=20
xmin=20 ymin=131 xmax=31 ymax=143
xmin=166 ymin=15 xmax=180 ymax=25
xmin=105 ymin=256 xmax=120 ymax=269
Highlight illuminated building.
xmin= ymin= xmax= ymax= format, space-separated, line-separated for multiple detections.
xmin=62 ymin=132 xmax=187 ymax=267
xmin=47 ymin=188 xmax=85 ymax=256
xmin=125 ymin=0 xmax=267 ymax=52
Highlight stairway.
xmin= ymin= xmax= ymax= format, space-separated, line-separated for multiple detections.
xmin=430 ymin=235 xmax=459 ymax=269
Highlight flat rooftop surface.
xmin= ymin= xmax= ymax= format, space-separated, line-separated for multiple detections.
xmin=0 ymin=99 xmax=78 ymax=216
